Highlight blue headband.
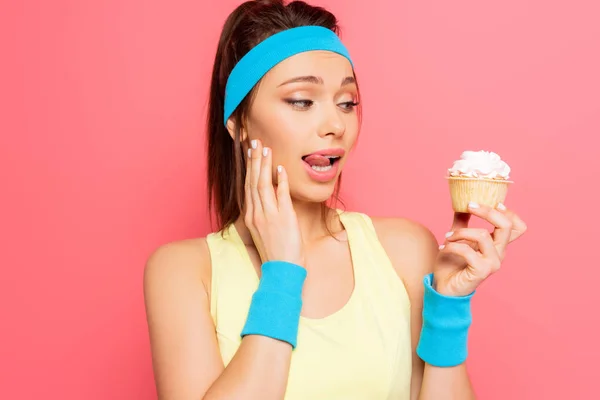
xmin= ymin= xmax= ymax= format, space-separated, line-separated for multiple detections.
xmin=223 ymin=25 xmax=354 ymax=124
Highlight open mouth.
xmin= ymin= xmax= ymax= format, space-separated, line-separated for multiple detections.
xmin=301 ymin=155 xmax=341 ymax=172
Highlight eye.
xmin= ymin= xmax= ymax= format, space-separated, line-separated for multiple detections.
xmin=284 ymin=99 xmax=313 ymax=110
xmin=338 ymin=101 xmax=360 ymax=111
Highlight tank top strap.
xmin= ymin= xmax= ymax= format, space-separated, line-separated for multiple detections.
xmin=206 ymin=224 xmax=257 ymax=280
xmin=206 ymin=226 xmax=259 ymax=325
xmin=337 ymin=210 xmax=395 ymax=273
xmin=337 ymin=210 xmax=411 ymax=315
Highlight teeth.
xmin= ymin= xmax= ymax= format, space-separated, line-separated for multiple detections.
xmin=311 ymin=165 xmax=333 ymax=172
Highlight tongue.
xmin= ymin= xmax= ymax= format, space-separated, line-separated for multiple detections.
xmin=303 ymin=154 xmax=330 ymax=167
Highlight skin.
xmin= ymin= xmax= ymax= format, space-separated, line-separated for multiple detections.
xmin=144 ymin=50 xmax=527 ymax=400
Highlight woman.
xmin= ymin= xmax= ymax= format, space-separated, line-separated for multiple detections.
xmin=144 ymin=1 xmax=527 ymax=399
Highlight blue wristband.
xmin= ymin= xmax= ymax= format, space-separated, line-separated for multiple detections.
xmin=416 ymin=273 xmax=474 ymax=367
xmin=241 ymin=261 xmax=307 ymax=349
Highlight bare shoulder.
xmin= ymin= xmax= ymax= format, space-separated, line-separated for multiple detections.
xmin=143 ymin=238 xmax=225 ymax=397
xmin=144 ymin=237 xmax=212 ymax=299
xmin=370 ymin=216 xmax=437 ymax=246
xmin=369 ymin=216 xmax=439 ymax=284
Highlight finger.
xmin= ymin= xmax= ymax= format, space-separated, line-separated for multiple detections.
xmin=276 ymin=165 xmax=293 ymax=212
xmin=466 ymin=202 xmax=512 ymax=254
xmin=249 ymin=139 xmax=263 ymax=214
xmin=449 ymin=213 xmax=473 ymax=252
xmin=440 ymin=242 xmax=488 ymax=279
xmin=445 ymin=228 xmax=498 ymax=259
xmin=496 ymin=203 xmax=528 ymax=242
xmin=244 ymin=147 xmax=254 ymax=226
xmin=258 ymin=147 xmax=277 ymax=214
xmin=451 ymin=212 xmax=471 ymax=231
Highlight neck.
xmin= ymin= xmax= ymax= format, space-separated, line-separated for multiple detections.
xmin=294 ymin=200 xmax=342 ymax=243
xmin=233 ymin=200 xmax=343 ymax=247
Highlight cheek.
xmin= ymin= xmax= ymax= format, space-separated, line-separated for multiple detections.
xmin=269 ymin=102 xmax=311 ymax=134
xmin=248 ymin=102 xmax=307 ymax=149
xmin=344 ymin=115 xmax=360 ymax=145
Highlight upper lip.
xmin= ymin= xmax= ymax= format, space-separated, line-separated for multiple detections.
xmin=302 ymin=148 xmax=346 ymax=159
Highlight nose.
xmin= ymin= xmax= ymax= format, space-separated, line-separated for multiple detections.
xmin=317 ymin=103 xmax=345 ymax=138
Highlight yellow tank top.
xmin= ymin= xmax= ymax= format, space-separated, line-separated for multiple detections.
xmin=206 ymin=210 xmax=413 ymax=399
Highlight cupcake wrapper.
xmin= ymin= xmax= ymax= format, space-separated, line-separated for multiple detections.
xmin=447 ymin=177 xmax=511 ymax=212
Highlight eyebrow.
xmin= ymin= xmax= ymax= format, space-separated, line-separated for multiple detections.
xmin=277 ymin=75 xmax=356 ymax=87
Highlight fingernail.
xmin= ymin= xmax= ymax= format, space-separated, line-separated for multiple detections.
xmin=445 ymin=231 xmax=453 ymax=238
xmin=277 ymin=165 xmax=282 ymax=173
xmin=439 ymin=244 xmax=445 ymax=250
xmin=262 ymin=147 xmax=269 ymax=157
xmin=468 ymin=201 xmax=480 ymax=209
xmin=251 ymin=140 xmax=257 ymax=149
xmin=497 ymin=202 xmax=506 ymax=211
xmin=247 ymin=148 xmax=251 ymax=157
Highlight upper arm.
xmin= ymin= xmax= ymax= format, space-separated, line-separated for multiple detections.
xmin=143 ymin=238 xmax=224 ymax=399
xmin=371 ymin=217 xmax=439 ymax=394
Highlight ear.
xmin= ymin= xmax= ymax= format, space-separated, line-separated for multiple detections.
xmin=225 ymin=117 xmax=248 ymax=142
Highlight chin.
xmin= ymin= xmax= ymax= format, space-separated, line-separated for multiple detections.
xmin=290 ymin=179 xmax=339 ymax=204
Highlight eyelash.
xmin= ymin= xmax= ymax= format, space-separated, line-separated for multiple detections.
xmin=284 ymin=99 xmax=360 ymax=112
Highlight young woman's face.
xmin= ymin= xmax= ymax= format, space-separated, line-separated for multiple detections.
xmin=243 ymin=50 xmax=359 ymax=203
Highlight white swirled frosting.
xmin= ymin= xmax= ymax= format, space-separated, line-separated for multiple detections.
xmin=448 ymin=150 xmax=510 ymax=180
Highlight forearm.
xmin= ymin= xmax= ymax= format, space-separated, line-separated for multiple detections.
xmin=204 ymin=261 xmax=304 ymax=400
xmin=203 ymin=335 xmax=292 ymax=400
xmin=418 ymin=363 xmax=475 ymax=400
xmin=413 ymin=273 xmax=477 ymax=400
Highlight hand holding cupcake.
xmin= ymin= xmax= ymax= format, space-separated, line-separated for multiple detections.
xmin=433 ymin=150 xmax=527 ymax=297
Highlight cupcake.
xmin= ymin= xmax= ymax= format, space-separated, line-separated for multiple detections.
xmin=447 ymin=150 xmax=512 ymax=212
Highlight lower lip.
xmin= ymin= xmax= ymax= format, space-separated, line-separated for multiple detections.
xmin=302 ymin=159 xmax=340 ymax=182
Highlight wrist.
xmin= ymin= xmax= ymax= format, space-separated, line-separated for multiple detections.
xmin=259 ymin=261 xmax=306 ymax=295
xmin=266 ymin=254 xmax=305 ymax=268
xmin=241 ymin=260 xmax=307 ymax=349
xmin=416 ymin=273 xmax=475 ymax=367
xmin=433 ymin=274 xmax=474 ymax=297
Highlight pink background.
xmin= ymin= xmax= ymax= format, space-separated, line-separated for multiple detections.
xmin=2 ymin=0 xmax=599 ymax=398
